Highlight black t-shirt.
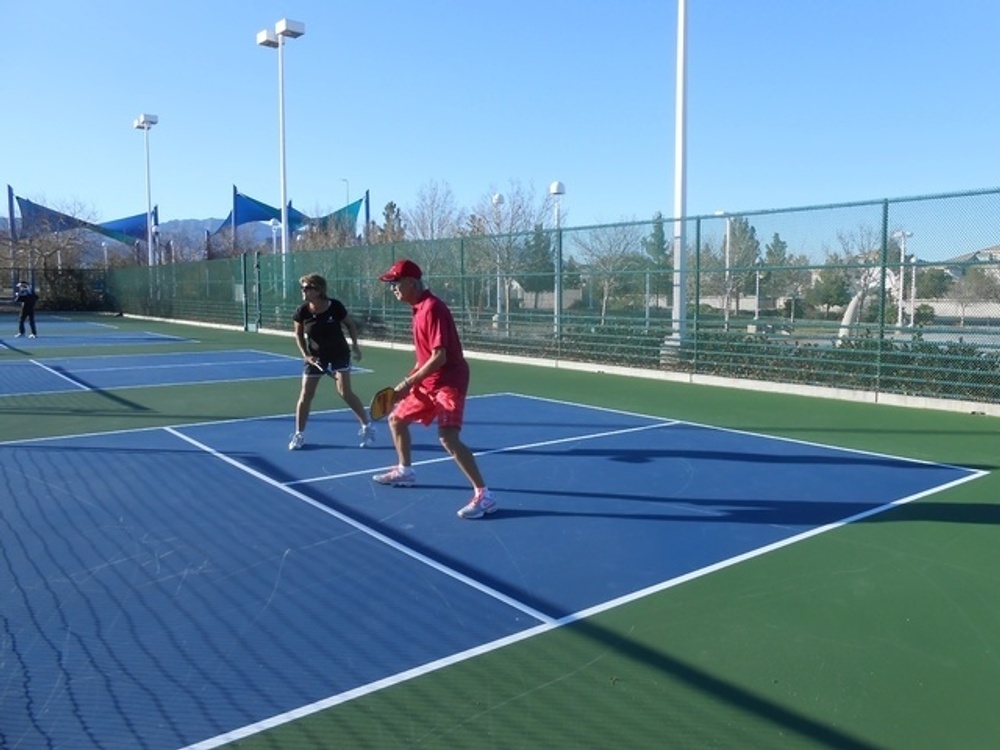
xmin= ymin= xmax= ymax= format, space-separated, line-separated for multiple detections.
xmin=292 ymin=298 xmax=350 ymax=359
xmin=15 ymin=288 xmax=37 ymax=309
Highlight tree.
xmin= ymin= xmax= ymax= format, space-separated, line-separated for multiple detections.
xmin=295 ymin=207 xmax=358 ymax=251
xmin=807 ymin=261 xmax=852 ymax=316
xmin=404 ymin=180 xmax=461 ymax=240
xmin=458 ymin=181 xmax=557 ymax=316
xmin=518 ymin=224 xmax=554 ymax=301
xmin=949 ymin=266 xmax=1000 ymax=325
xmin=572 ymin=222 xmax=647 ymax=324
xmin=641 ymin=213 xmax=673 ymax=307
xmin=916 ymin=267 xmax=954 ymax=298
xmin=642 ymin=212 xmax=669 ymax=265
xmin=472 ymin=180 xmax=555 ymax=237
xmin=760 ymin=232 xmax=811 ymax=315
xmin=831 ymin=224 xmax=886 ymax=322
xmin=725 ymin=217 xmax=761 ymax=314
xmin=369 ymin=202 xmax=406 ymax=244
xmin=759 ymin=233 xmax=787 ymax=300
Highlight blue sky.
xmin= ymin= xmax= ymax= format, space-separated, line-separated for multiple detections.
xmin=4 ymin=0 xmax=1000 ymax=239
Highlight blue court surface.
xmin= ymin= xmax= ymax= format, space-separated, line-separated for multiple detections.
xmin=0 ymin=350 xmax=312 ymax=397
xmin=0 ymin=394 xmax=984 ymax=749
xmin=0 ymin=315 xmax=190 ymax=350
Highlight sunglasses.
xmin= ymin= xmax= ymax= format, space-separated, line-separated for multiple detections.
xmin=301 ymin=285 xmax=317 ymax=291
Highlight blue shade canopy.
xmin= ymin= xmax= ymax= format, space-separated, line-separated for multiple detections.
xmin=313 ymin=198 xmax=363 ymax=235
xmin=16 ymin=195 xmax=154 ymax=245
xmin=99 ymin=209 xmax=156 ymax=244
xmin=9 ymin=185 xmax=365 ymax=250
xmin=212 ymin=191 xmax=312 ymax=236
xmin=16 ymin=196 xmax=95 ymax=237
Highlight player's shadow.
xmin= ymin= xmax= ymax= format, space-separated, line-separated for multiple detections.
xmin=401 ymin=482 xmax=1000 ymax=527
xmin=492 ymin=444 xmax=974 ymax=469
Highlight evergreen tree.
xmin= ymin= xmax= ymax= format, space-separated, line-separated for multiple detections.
xmin=642 ymin=212 xmax=668 ymax=264
xmin=519 ymin=223 xmax=554 ymax=292
xmin=808 ymin=260 xmax=852 ymax=315
xmin=916 ymin=267 xmax=953 ymax=298
xmin=372 ymin=202 xmax=406 ymax=244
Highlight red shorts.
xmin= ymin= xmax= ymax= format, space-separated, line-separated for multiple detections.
xmin=393 ymin=385 xmax=466 ymax=429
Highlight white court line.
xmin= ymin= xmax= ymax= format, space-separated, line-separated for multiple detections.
xmin=30 ymin=351 xmax=369 ymax=376
xmin=28 ymin=359 xmax=92 ymax=391
xmin=0 ymin=351 xmax=371 ymax=399
xmin=24 ymin=348 xmax=267 ymax=364
xmin=177 ymin=427 xmax=987 ymax=750
xmin=163 ymin=426 xmax=556 ymax=628
xmin=286 ymin=420 xmax=676 ymax=486
xmin=63 ymin=358 xmax=305 ymax=374
xmin=508 ymin=391 xmax=984 ymax=473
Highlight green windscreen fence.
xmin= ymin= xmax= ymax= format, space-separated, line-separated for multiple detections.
xmin=96 ymin=188 xmax=1000 ymax=406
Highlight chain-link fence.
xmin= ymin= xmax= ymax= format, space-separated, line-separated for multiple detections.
xmin=96 ymin=188 xmax=1000 ymax=406
xmin=1 ymin=265 xmax=117 ymax=316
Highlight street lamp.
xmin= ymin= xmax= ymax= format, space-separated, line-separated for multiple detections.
xmin=151 ymin=224 xmax=160 ymax=265
xmin=132 ymin=113 xmax=158 ymax=266
xmin=550 ymin=181 xmax=565 ymax=336
xmin=257 ymin=18 xmax=305 ymax=286
xmin=268 ymin=218 xmax=281 ymax=254
xmin=891 ymin=230 xmax=912 ymax=328
xmin=341 ymin=178 xmax=350 ymax=207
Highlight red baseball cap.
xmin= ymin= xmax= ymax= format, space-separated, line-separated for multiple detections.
xmin=379 ymin=258 xmax=422 ymax=282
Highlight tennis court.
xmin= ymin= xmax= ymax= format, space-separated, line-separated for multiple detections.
xmin=1 ymin=313 xmax=190 ymax=349
xmin=2 ymin=315 xmax=999 ymax=750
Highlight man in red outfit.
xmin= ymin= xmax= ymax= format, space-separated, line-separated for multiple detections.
xmin=372 ymin=259 xmax=497 ymax=519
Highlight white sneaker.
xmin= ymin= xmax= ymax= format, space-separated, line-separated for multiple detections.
xmin=457 ymin=490 xmax=498 ymax=519
xmin=14 ymin=333 xmax=22 ymax=338
xmin=288 ymin=432 xmax=305 ymax=450
xmin=28 ymin=334 xmax=36 ymax=339
xmin=373 ymin=466 xmax=415 ymax=486
xmin=358 ymin=422 xmax=376 ymax=447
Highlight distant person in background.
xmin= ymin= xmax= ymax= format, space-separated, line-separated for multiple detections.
xmin=289 ymin=272 xmax=374 ymax=450
xmin=13 ymin=281 xmax=38 ymax=338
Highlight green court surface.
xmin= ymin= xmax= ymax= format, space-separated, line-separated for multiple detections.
xmin=2 ymin=314 xmax=999 ymax=750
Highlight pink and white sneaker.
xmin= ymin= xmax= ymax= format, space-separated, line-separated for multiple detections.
xmin=457 ymin=490 xmax=498 ymax=519
xmin=373 ymin=466 xmax=416 ymax=486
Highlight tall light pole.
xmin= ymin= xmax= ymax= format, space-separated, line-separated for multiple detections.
xmin=671 ymin=0 xmax=689 ymax=343
xmin=492 ymin=193 xmax=504 ymax=324
xmin=133 ymin=113 xmax=158 ymax=267
xmin=724 ymin=216 xmax=732 ymax=329
xmin=892 ymin=230 xmax=912 ymax=328
xmin=715 ymin=211 xmax=731 ymax=330
xmin=550 ymin=181 xmax=565 ymax=337
xmin=909 ymin=256 xmax=918 ymax=327
xmin=257 ymin=18 xmax=305 ymax=290
xmin=754 ymin=255 xmax=763 ymax=321
xmin=341 ymin=177 xmax=350 ymax=207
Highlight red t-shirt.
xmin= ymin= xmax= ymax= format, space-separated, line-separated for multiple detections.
xmin=411 ymin=290 xmax=469 ymax=392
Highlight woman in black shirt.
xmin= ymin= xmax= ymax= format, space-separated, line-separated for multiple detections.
xmin=289 ymin=273 xmax=374 ymax=450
